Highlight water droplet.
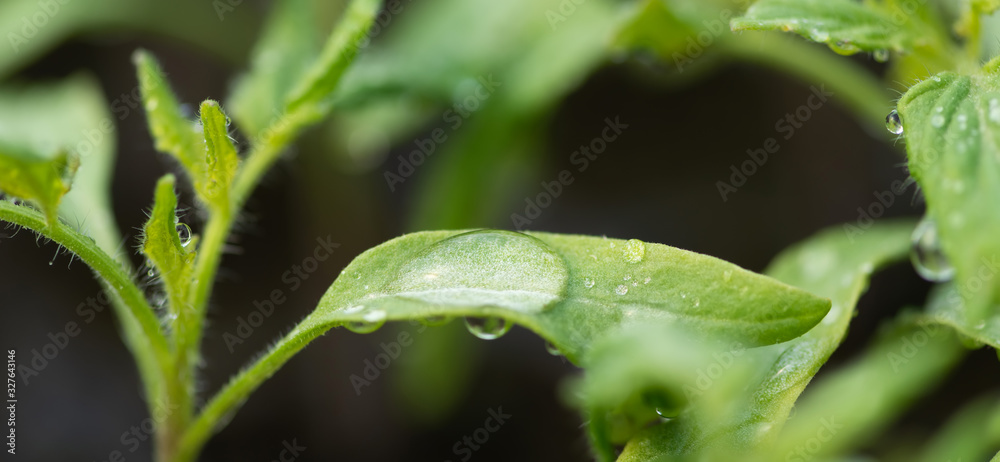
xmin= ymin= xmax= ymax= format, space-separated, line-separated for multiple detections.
xmin=146 ymin=98 xmax=159 ymax=111
xmin=910 ymin=216 xmax=955 ymax=282
xmin=642 ymin=390 xmax=681 ymax=419
xmin=419 ymin=315 xmax=451 ymax=327
xmin=956 ymin=114 xmax=968 ymax=131
xmin=810 ymin=29 xmax=829 ymax=42
xmin=975 ymin=320 xmax=987 ymax=330
xmin=464 ymin=316 xmax=511 ymax=340
xmin=176 ymin=222 xmax=192 ymax=247
xmin=643 ymin=277 xmax=651 ymax=284
xmin=723 ymin=270 xmax=733 ymax=283
xmin=387 ymin=230 xmax=569 ymax=313
xmin=624 ymin=239 xmax=645 ymax=263
xmin=693 ymin=297 xmax=701 ymax=308
xmin=885 ymin=109 xmax=903 ymax=135
xmin=931 ymin=114 xmax=945 ymax=128
xmin=545 ymin=341 xmax=562 ymax=356
xmin=829 ymin=40 xmax=859 ymax=55
xmin=346 ymin=310 xmax=386 ymax=334
xmin=147 ymin=268 xmax=155 ymax=277
xmin=583 ymin=278 xmax=595 ymax=288
xmin=343 ymin=305 xmax=365 ymax=314
xmin=623 ymin=275 xmax=632 ymax=281
xmin=873 ymin=48 xmax=889 ymax=62
xmin=615 ymin=284 xmax=629 ymax=295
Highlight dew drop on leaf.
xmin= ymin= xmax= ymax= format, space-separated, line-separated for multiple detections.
xmin=419 ymin=315 xmax=451 ymax=327
xmin=910 ymin=216 xmax=955 ymax=282
xmin=387 ymin=230 xmax=569 ymax=313
xmin=545 ymin=341 xmax=562 ymax=356
xmin=829 ymin=40 xmax=859 ymax=55
xmin=623 ymin=239 xmax=645 ymax=263
xmin=346 ymin=310 xmax=386 ymax=334
xmin=583 ymin=277 xmax=595 ymax=288
xmin=873 ymin=49 xmax=889 ymax=63
xmin=464 ymin=316 xmax=511 ymax=340
xmin=931 ymin=113 xmax=945 ymax=128
xmin=615 ymin=284 xmax=629 ymax=295
xmin=885 ymin=109 xmax=903 ymax=135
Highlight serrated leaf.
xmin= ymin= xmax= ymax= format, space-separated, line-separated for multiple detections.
xmin=896 ymin=69 xmax=1000 ymax=322
xmin=730 ymin=0 xmax=912 ymax=55
xmin=304 ymin=230 xmax=829 ymax=361
xmin=0 ymin=144 xmax=76 ymax=225
xmin=227 ymin=0 xmax=322 ymax=138
xmin=617 ymin=220 xmax=914 ymax=461
xmin=284 ymin=0 xmax=381 ymax=114
xmin=142 ymin=175 xmax=196 ymax=325
xmin=198 ymin=101 xmax=239 ymax=211
xmin=0 ymin=75 xmax=119 ymax=251
xmin=134 ymin=51 xmax=208 ymax=200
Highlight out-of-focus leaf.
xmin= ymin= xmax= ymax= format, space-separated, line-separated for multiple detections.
xmin=916 ymin=393 xmax=1000 ymax=462
xmin=227 ymin=0 xmax=322 ymax=138
xmin=0 ymin=144 xmax=75 ymax=226
xmin=0 ymin=0 xmax=260 ymax=80
xmin=731 ymin=0 xmax=915 ymax=55
xmin=571 ymin=322 xmax=755 ymax=461
xmin=306 ymin=230 xmax=829 ymax=360
xmin=763 ymin=317 xmax=963 ymax=461
xmin=896 ymin=68 xmax=1000 ymax=323
xmin=618 ymin=220 xmax=915 ymax=461
xmin=284 ymin=0 xmax=382 ymax=114
xmin=198 ymin=101 xmax=239 ymax=212
xmin=142 ymin=175 xmax=196 ymax=323
xmin=0 ymin=75 xmax=117 ymax=247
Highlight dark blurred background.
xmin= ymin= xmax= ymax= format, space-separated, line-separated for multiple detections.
xmin=1 ymin=0 xmax=999 ymax=461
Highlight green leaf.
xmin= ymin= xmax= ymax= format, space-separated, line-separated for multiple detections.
xmin=922 ymin=281 xmax=1000 ymax=349
xmin=0 ymin=144 xmax=76 ymax=226
xmin=896 ymin=69 xmax=1000 ymax=323
xmin=134 ymin=50 xmax=208 ymax=200
xmin=570 ymin=322 xmax=756 ymax=461
xmin=617 ymin=219 xmax=915 ymax=461
xmin=309 ymin=230 xmax=829 ymax=359
xmin=730 ymin=0 xmax=913 ymax=55
xmin=0 ymin=75 xmax=119 ymax=251
xmin=762 ymin=316 xmax=963 ymax=461
xmin=142 ymin=175 xmax=196 ymax=336
xmin=198 ymin=101 xmax=239 ymax=212
xmin=180 ymin=230 xmax=830 ymax=460
xmin=227 ymin=0 xmax=322 ymax=138
xmin=284 ymin=0 xmax=382 ymax=114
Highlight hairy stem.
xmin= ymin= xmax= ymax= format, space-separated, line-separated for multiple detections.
xmin=0 ymin=201 xmax=176 ymax=422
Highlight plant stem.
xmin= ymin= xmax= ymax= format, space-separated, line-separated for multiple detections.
xmin=0 ymin=201 xmax=175 ymax=421
xmin=173 ymin=325 xmax=326 ymax=462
